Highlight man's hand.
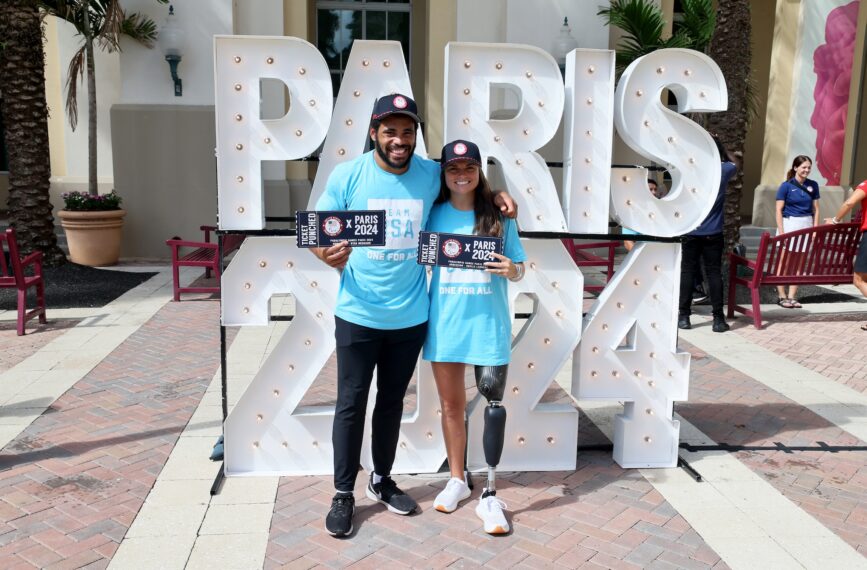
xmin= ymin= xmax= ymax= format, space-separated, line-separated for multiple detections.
xmin=313 ymin=240 xmax=352 ymax=269
xmin=493 ymin=191 xmax=518 ymax=219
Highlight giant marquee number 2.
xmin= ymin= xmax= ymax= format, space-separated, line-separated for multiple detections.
xmin=214 ymin=36 xmax=726 ymax=474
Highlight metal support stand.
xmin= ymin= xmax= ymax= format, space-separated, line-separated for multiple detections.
xmin=211 ymin=233 xmax=228 ymax=496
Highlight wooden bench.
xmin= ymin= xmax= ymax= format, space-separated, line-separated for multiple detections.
xmin=562 ymin=239 xmax=618 ymax=294
xmin=727 ymin=222 xmax=861 ymax=329
xmin=1 ymin=228 xmax=47 ymax=335
xmin=166 ymin=226 xmax=245 ymax=301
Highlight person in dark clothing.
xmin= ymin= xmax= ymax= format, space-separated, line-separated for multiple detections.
xmin=677 ymin=136 xmax=740 ymax=333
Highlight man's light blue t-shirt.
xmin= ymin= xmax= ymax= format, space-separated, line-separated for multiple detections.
xmin=422 ymin=203 xmax=527 ymax=366
xmin=315 ymin=151 xmax=440 ymax=330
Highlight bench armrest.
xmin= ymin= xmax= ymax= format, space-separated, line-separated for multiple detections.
xmin=728 ymin=252 xmax=756 ymax=270
xmin=200 ymin=225 xmax=217 ymax=243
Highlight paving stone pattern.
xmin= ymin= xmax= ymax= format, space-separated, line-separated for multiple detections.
xmin=0 ymin=302 xmax=228 ymax=569
xmin=732 ymin=312 xmax=867 ymax=393
xmin=0 ymin=320 xmax=80 ymax=373
xmin=678 ymin=338 xmax=867 ymax=555
xmin=266 ymin=452 xmax=728 ymax=569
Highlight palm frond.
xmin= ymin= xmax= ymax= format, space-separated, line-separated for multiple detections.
xmin=599 ymin=0 xmax=667 ymax=73
xmin=120 ymin=13 xmax=159 ymax=47
xmin=95 ymin=0 xmax=123 ymax=52
xmin=64 ymin=44 xmax=86 ymax=131
xmin=678 ymin=0 xmax=716 ymax=51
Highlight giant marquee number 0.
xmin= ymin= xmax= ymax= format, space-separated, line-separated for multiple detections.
xmin=214 ymin=36 xmax=726 ymax=474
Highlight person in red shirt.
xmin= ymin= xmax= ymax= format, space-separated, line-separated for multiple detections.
xmin=825 ymin=182 xmax=867 ymax=330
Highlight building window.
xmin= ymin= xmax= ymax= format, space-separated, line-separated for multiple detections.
xmin=316 ymin=0 xmax=411 ymax=95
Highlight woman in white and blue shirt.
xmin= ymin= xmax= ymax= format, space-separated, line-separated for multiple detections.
xmin=423 ymin=140 xmax=526 ymax=534
xmin=774 ymin=155 xmax=820 ymax=307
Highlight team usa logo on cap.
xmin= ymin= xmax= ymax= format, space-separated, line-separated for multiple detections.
xmin=453 ymin=142 xmax=467 ymax=155
xmin=393 ymin=96 xmax=408 ymax=109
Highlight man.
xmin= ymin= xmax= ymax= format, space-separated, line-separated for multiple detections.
xmin=677 ymin=136 xmax=739 ymax=333
xmin=313 ymin=94 xmax=516 ymax=537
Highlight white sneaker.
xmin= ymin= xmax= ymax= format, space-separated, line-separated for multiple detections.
xmin=475 ymin=491 xmax=509 ymax=534
xmin=433 ymin=477 xmax=471 ymax=513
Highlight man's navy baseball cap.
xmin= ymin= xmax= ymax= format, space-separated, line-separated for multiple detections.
xmin=371 ymin=93 xmax=421 ymax=124
xmin=441 ymin=139 xmax=482 ymax=167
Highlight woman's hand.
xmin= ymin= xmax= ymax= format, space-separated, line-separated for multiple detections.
xmin=485 ymin=252 xmax=521 ymax=280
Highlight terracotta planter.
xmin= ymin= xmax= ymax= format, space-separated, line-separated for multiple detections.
xmin=57 ymin=209 xmax=126 ymax=267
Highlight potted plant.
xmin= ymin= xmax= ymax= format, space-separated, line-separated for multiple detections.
xmin=38 ymin=0 xmax=167 ymax=264
xmin=57 ymin=190 xmax=125 ymax=266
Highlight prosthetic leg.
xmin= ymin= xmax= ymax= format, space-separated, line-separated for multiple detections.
xmin=474 ymin=365 xmax=508 ymax=497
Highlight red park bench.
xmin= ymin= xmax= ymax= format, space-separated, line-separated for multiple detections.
xmin=727 ymin=222 xmax=862 ymax=329
xmin=562 ymin=239 xmax=618 ymax=294
xmin=0 ymin=228 xmax=47 ymax=335
xmin=166 ymin=226 xmax=245 ymax=301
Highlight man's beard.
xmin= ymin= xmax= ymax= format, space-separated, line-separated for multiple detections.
xmin=374 ymin=137 xmax=415 ymax=170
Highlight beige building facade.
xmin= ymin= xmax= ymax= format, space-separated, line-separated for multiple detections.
xmin=3 ymin=0 xmax=865 ymax=258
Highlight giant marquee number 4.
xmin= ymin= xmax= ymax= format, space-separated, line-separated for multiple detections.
xmin=214 ymin=36 xmax=726 ymax=474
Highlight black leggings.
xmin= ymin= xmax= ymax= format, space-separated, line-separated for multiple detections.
xmin=332 ymin=316 xmax=427 ymax=492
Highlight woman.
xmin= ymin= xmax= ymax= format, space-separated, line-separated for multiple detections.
xmin=825 ymin=182 xmax=867 ymax=329
xmin=423 ymin=139 xmax=526 ymax=534
xmin=775 ymin=155 xmax=821 ymax=308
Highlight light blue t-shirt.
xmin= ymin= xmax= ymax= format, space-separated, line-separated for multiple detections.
xmin=315 ymin=151 xmax=440 ymax=330
xmin=422 ymin=203 xmax=527 ymax=366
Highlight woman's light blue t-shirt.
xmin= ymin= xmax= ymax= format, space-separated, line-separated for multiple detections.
xmin=422 ymin=202 xmax=527 ymax=366
xmin=315 ymin=152 xmax=440 ymax=330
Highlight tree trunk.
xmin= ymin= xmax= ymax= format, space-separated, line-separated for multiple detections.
xmin=82 ymin=14 xmax=98 ymax=196
xmin=0 ymin=1 xmax=66 ymax=265
xmin=706 ymin=0 xmax=752 ymax=254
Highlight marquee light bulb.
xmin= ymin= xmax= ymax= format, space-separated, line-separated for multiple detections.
xmin=266 ymin=57 xmax=274 ymax=64
xmin=383 ymin=60 xmax=391 ymax=67
xmin=362 ymin=59 xmax=370 ymax=67
xmin=233 ymin=83 xmax=242 ymax=91
xmin=233 ymin=56 xmax=241 ymax=63
xmin=495 ymin=62 xmax=503 ymax=69
xmin=298 ymin=67 xmax=305 ymax=75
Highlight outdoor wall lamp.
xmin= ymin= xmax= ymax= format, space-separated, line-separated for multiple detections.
xmin=552 ymin=17 xmax=578 ymax=74
xmin=160 ymin=4 xmax=185 ymax=96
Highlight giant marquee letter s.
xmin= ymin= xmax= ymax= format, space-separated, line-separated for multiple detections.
xmin=611 ymin=48 xmax=727 ymax=236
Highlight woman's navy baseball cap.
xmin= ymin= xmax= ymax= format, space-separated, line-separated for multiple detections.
xmin=371 ymin=93 xmax=421 ymax=124
xmin=441 ymin=139 xmax=482 ymax=167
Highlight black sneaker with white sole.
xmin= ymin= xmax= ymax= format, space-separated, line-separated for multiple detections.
xmin=365 ymin=474 xmax=418 ymax=515
xmin=325 ymin=492 xmax=355 ymax=537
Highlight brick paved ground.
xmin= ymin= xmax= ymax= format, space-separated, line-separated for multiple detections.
xmin=0 ymin=302 xmax=227 ymax=569
xmin=732 ymin=312 xmax=867 ymax=393
xmin=265 ymin=451 xmax=728 ymax=569
xmin=3 ymin=281 xmax=867 ymax=567
xmin=0 ymin=319 xmax=80 ymax=373
xmin=679 ymin=330 xmax=867 ymax=555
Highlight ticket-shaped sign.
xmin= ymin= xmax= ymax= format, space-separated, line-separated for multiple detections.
xmin=295 ymin=210 xmax=386 ymax=247
xmin=417 ymin=231 xmax=503 ymax=270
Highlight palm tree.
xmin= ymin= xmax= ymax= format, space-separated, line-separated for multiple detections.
xmin=598 ymin=0 xmax=715 ymax=75
xmin=0 ymin=1 xmax=66 ymax=264
xmin=705 ymin=1 xmax=752 ymax=254
xmin=36 ymin=0 xmax=166 ymax=196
